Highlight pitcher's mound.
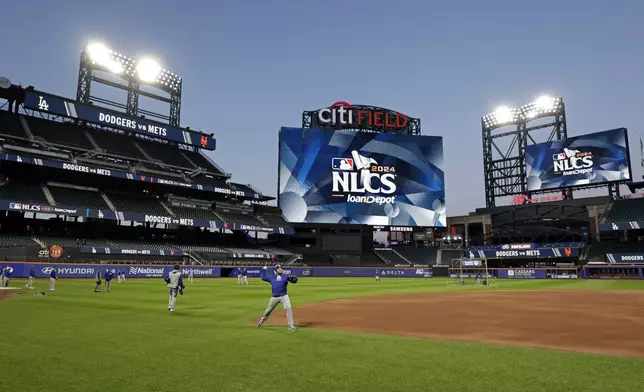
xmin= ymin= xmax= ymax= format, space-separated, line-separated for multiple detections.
xmin=268 ymin=290 xmax=644 ymax=357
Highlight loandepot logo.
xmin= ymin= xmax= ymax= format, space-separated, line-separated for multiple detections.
xmin=553 ymin=148 xmax=593 ymax=176
xmin=331 ymin=150 xmax=396 ymax=205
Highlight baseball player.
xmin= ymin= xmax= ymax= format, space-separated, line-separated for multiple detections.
xmin=3 ymin=266 xmax=12 ymax=287
xmin=375 ymin=269 xmax=380 ymax=282
xmin=116 ymin=269 xmax=123 ymax=283
xmin=104 ymin=269 xmax=114 ymax=292
xmin=236 ymin=268 xmax=243 ymax=284
xmin=94 ymin=267 xmax=103 ymax=292
xmin=0 ymin=265 xmax=4 ymax=287
xmin=241 ymin=268 xmax=248 ymax=285
xmin=164 ymin=264 xmax=185 ymax=312
xmin=25 ymin=266 xmax=36 ymax=289
xmin=121 ymin=269 xmax=126 ymax=282
xmin=188 ymin=269 xmax=194 ymax=284
xmin=257 ymin=265 xmax=298 ymax=331
xmin=476 ymin=271 xmax=482 ymax=285
xmin=49 ymin=267 xmax=57 ymax=291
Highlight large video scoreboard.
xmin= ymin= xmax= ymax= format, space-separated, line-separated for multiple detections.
xmin=278 ymin=127 xmax=446 ymax=227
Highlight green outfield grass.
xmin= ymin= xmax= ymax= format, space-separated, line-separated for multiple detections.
xmin=1 ymin=277 xmax=643 ymax=392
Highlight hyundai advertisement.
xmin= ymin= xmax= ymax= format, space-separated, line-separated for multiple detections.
xmin=525 ymin=128 xmax=631 ymax=191
xmin=278 ymin=127 xmax=445 ymax=226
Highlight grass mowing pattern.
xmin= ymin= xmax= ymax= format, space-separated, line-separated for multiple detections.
xmin=1 ymin=278 xmax=643 ymax=392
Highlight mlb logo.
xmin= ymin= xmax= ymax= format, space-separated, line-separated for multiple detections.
xmin=553 ymin=153 xmax=566 ymax=161
xmin=9 ymin=203 xmax=21 ymax=209
xmin=332 ymin=158 xmax=354 ymax=171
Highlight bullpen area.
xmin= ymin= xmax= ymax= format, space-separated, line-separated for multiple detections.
xmin=1 ymin=277 xmax=643 ymax=392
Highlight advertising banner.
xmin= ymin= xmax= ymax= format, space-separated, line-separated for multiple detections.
xmin=497 ymin=269 xmax=547 ymax=279
xmin=599 ymin=221 xmax=644 ymax=231
xmin=525 ymin=128 xmax=631 ymax=191
xmin=3 ymin=262 xmax=220 ymax=278
xmin=278 ymin=127 xmax=445 ymax=226
xmin=0 ymin=153 xmax=261 ymax=199
xmin=24 ymin=91 xmax=216 ymax=150
xmin=605 ymin=253 xmax=644 ymax=264
xmin=80 ymin=247 xmax=185 ymax=257
xmin=226 ymin=267 xmax=432 ymax=278
xmin=466 ymin=247 xmax=579 ymax=259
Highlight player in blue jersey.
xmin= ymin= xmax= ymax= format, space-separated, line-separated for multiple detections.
xmin=257 ymin=265 xmax=298 ymax=331
xmin=0 ymin=265 xmax=5 ymax=287
xmin=25 ymin=266 xmax=36 ymax=289
xmin=105 ymin=269 xmax=114 ymax=292
xmin=241 ymin=268 xmax=248 ymax=285
xmin=3 ymin=266 xmax=12 ymax=287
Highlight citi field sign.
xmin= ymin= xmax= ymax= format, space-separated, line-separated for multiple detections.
xmin=308 ymin=102 xmax=414 ymax=132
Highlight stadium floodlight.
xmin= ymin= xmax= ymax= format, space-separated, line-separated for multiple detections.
xmin=85 ymin=42 xmax=124 ymax=74
xmin=519 ymin=96 xmax=563 ymax=120
xmin=136 ymin=58 xmax=162 ymax=83
xmin=481 ymin=106 xmax=519 ymax=129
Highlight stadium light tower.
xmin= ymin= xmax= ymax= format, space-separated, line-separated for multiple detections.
xmin=76 ymin=41 xmax=182 ymax=126
xmin=481 ymin=95 xmax=568 ymax=207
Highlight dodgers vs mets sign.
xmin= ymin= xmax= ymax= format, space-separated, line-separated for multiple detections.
xmin=525 ymin=128 xmax=631 ymax=191
xmin=278 ymin=127 xmax=445 ymax=226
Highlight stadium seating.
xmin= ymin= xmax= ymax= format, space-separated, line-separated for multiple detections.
xmin=395 ymin=246 xmax=439 ymax=265
xmin=0 ymin=182 xmax=49 ymax=205
xmin=139 ymin=141 xmax=195 ymax=169
xmin=261 ymin=246 xmax=293 ymax=255
xmin=106 ymin=192 xmax=168 ymax=216
xmin=258 ymin=214 xmax=290 ymax=226
xmin=223 ymin=247 xmax=272 ymax=255
xmin=169 ymin=205 xmax=219 ymax=221
xmin=373 ymin=248 xmax=411 ymax=265
xmin=0 ymin=110 xmax=27 ymax=138
xmin=25 ymin=117 xmax=94 ymax=150
xmin=182 ymin=150 xmax=223 ymax=174
xmin=48 ymin=186 xmax=110 ymax=210
xmin=217 ymin=211 xmax=264 ymax=226
xmin=0 ymin=235 xmax=39 ymax=248
xmin=107 ymin=241 xmax=179 ymax=251
xmin=440 ymin=249 xmax=465 ymax=265
xmin=603 ymin=198 xmax=644 ymax=222
xmin=89 ymin=129 xmax=146 ymax=160
xmin=39 ymin=237 xmax=110 ymax=248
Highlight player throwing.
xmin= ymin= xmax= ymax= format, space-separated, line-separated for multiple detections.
xmin=257 ymin=265 xmax=298 ymax=331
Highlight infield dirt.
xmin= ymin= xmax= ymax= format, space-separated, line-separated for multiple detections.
xmin=265 ymin=290 xmax=644 ymax=357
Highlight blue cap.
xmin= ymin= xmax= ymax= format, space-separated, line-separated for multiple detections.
xmin=274 ymin=264 xmax=282 ymax=271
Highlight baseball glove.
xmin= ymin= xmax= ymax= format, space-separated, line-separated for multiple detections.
xmin=288 ymin=276 xmax=299 ymax=284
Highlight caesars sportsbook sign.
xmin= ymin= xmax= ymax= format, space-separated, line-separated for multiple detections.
xmin=306 ymin=101 xmax=417 ymax=133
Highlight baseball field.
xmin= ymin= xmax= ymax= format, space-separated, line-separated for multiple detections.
xmin=1 ymin=277 xmax=644 ymax=392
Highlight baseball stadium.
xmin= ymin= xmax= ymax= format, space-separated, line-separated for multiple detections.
xmin=2 ymin=28 xmax=644 ymax=392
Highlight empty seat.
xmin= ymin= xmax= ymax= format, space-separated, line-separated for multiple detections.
xmin=0 ymin=110 xmax=26 ymax=138
xmin=0 ymin=182 xmax=48 ymax=205
xmin=89 ymin=130 xmax=145 ymax=160
xmin=26 ymin=117 xmax=94 ymax=150
xmin=107 ymin=192 xmax=168 ymax=216
xmin=605 ymin=199 xmax=644 ymax=222
xmin=171 ymin=206 xmax=218 ymax=221
xmin=182 ymin=150 xmax=223 ymax=173
xmin=140 ymin=141 xmax=195 ymax=169
xmin=0 ymin=235 xmax=39 ymax=248
xmin=48 ymin=186 xmax=110 ymax=210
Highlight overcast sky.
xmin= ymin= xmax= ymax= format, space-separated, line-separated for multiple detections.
xmin=3 ymin=0 xmax=643 ymax=216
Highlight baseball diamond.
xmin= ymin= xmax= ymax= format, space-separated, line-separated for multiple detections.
xmin=2 ymin=4 xmax=644 ymax=391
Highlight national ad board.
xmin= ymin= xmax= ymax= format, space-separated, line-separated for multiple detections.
xmin=3 ymin=263 xmax=220 ymax=278
xmin=525 ymin=128 xmax=631 ymax=191
xmin=278 ymin=127 xmax=445 ymax=226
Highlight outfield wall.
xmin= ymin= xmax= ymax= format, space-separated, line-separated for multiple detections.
xmin=1 ymin=262 xmax=432 ymax=279
xmin=4 ymin=262 xmax=643 ymax=279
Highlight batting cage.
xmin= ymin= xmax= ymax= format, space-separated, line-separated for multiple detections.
xmin=446 ymin=258 xmax=497 ymax=286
